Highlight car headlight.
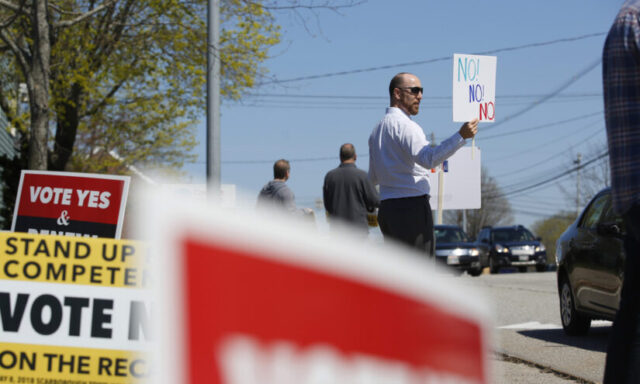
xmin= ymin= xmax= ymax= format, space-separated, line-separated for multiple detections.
xmin=469 ymin=248 xmax=479 ymax=256
xmin=495 ymin=244 xmax=509 ymax=253
xmin=535 ymin=244 xmax=546 ymax=252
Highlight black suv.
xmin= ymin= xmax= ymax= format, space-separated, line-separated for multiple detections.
xmin=476 ymin=225 xmax=547 ymax=273
xmin=434 ymin=225 xmax=483 ymax=276
xmin=556 ymin=188 xmax=624 ymax=335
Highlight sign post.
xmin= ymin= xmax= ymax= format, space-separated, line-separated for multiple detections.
xmin=429 ymin=147 xmax=482 ymax=214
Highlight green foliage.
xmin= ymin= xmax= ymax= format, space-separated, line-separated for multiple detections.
xmin=48 ymin=0 xmax=280 ymax=172
xmin=532 ymin=211 xmax=577 ymax=264
xmin=0 ymin=0 xmax=281 ymax=223
xmin=0 ymin=141 xmax=27 ymax=230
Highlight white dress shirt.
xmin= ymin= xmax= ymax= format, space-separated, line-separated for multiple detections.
xmin=368 ymin=107 xmax=466 ymax=200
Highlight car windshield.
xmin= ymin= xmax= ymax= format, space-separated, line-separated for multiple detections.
xmin=492 ymin=228 xmax=535 ymax=243
xmin=435 ymin=227 xmax=469 ymax=243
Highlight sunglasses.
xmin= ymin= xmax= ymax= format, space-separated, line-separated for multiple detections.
xmin=398 ymin=86 xmax=424 ymax=95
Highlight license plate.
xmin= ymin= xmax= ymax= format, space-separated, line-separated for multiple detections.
xmin=519 ymin=255 xmax=529 ymax=261
xmin=447 ymin=255 xmax=459 ymax=265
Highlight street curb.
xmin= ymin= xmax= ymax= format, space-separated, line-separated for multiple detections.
xmin=494 ymin=350 xmax=598 ymax=384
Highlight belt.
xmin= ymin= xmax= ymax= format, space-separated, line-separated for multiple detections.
xmin=382 ymin=194 xmax=429 ymax=202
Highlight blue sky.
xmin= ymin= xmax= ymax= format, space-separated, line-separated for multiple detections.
xmin=184 ymin=0 xmax=621 ymax=232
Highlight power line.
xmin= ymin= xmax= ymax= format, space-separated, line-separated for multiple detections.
xmin=259 ymin=32 xmax=606 ymax=85
xmin=488 ymin=151 xmax=609 ymax=199
xmin=488 ymin=119 xmax=602 ymax=164
xmin=490 ymin=125 xmax=603 ymax=188
xmin=496 ymin=150 xmax=605 ymax=194
xmin=224 ymin=155 xmax=336 ymax=164
xmin=243 ymin=92 xmax=602 ymax=100
xmin=481 ymin=58 xmax=602 ymax=132
xmin=220 ymin=121 xmax=603 ymax=165
xmin=480 ymin=111 xmax=602 ymax=140
xmin=227 ymin=95 xmax=601 ymax=110
xmin=492 ymin=126 xmax=603 ymax=181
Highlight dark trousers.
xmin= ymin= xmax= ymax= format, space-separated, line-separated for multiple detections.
xmin=378 ymin=194 xmax=434 ymax=257
xmin=604 ymin=204 xmax=640 ymax=384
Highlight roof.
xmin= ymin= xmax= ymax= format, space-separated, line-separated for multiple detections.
xmin=0 ymin=109 xmax=15 ymax=159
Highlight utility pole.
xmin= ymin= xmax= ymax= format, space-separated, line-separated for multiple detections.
xmin=206 ymin=0 xmax=221 ymax=194
xmin=462 ymin=209 xmax=467 ymax=234
xmin=574 ymin=153 xmax=582 ymax=216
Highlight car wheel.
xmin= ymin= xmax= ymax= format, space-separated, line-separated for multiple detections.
xmin=489 ymin=257 xmax=499 ymax=274
xmin=536 ymin=264 xmax=547 ymax=272
xmin=468 ymin=268 xmax=482 ymax=277
xmin=559 ymin=278 xmax=591 ymax=335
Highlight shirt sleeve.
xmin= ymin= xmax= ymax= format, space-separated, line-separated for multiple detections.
xmin=322 ymin=174 xmax=333 ymax=214
xmin=368 ymin=136 xmax=378 ymax=185
xmin=280 ymin=188 xmax=296 ymax=211
xmin=403 ymin=122 xmax=466 ymax=169
xmin=362 ymin=176 xmax=380 ymax=211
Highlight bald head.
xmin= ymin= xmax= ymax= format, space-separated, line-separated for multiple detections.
xmin=389 ymin=72 xmax=423 ymax=115
xmin=339 ymin=143 xmax=356 ymax=163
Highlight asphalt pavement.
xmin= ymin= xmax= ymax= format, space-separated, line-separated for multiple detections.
xmin=492 ymin=353 xmax=590 ymax=383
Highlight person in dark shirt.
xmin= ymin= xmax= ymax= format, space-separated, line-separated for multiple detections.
xmin=323 ymin=144 xmax=379 ymax=234
xmin=602 ymin=2 xmax=640 ymax=382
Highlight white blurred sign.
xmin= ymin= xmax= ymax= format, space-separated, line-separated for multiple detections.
xmin=453 ymin=54 xmax=497 ymax=123
xmin=429 ymin=147 xmax=481 ymax=210
xmin=162 ymin=183 xmax=236 ymax=208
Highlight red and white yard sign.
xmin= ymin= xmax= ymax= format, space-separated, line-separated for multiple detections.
xmin=11 ymin=170 xmax=130 ymax=239
xmin=141 ymin=191 xmax=492 ymax=384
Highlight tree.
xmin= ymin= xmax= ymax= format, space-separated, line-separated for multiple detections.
xmin=444 ymin=167 xmax=513 ymax=239
xmin=531 ymin=211 xmax=576 ymax=264
xmin=0 ymin=0 xmax=360 ymax=226
xmin=560 ymin=144 xmax=610 ymax=215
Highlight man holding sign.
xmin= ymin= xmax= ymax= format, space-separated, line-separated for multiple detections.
xmin=368 ymin=72 xmax=477 ymax=255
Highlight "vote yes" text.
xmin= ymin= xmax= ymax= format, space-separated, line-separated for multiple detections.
xmin=29 ymin=186 xmax=111 ymax=209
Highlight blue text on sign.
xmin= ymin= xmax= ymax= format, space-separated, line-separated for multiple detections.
xmin=457 ymin=57 xmax=480 ymax=82
xmin=469 ymin=84 xmax=484 ymax=103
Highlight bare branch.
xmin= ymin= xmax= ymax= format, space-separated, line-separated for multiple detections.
xmin=83 ymin=78 xmax=127 ymax=118
xmin=52 ymin=0 xmax=117 ymax=28
xmin=260 ymin=0 xmax=366 ymax=11
xmin=0 ymin=0 xmax=29 ymax=14
xmin=0 ymin=0 xmax=28 ymax=29
xmin=0 ymin=28 xmax=28 ymax=76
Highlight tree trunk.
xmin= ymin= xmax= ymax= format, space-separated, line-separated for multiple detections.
xmin=27 ymin=0 xmax=51 ymax=170
xmin=49 ymin=86 xmax=80 ymax=171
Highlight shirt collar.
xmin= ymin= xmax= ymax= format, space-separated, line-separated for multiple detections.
xmin=386 ymin=106 xmax=412 ymax=119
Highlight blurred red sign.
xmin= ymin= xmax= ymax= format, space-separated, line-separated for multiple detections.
xmin=179 ymin=237 xmax=488 ymax=384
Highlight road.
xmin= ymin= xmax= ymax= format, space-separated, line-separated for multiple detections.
xmin=454 ymin=270 xmax=610 ymax=384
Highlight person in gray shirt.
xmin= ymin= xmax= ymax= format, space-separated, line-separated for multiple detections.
xmin=323 ymin=143 xmax=379 ymax=233
xmin=257 ymin=159 xmax=296 ymax=211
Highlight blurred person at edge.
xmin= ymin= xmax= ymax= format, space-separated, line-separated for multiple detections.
xmin=602 ymin=1 xmax=640 ymax=383
xmin=323 ymin=143 xmax=380 ymax=236
xmin=368 ymin=72 xmax=478 ymax=255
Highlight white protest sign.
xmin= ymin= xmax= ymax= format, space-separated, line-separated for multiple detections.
xmin=453 ymin=54 xmax=497 ymax=123
xmin=429 ymin=147 xmax=481 ymax=210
